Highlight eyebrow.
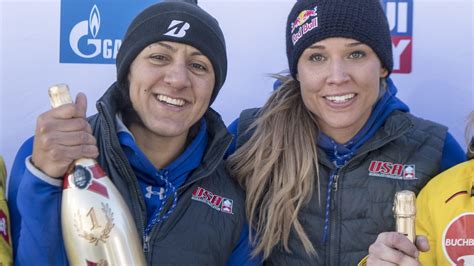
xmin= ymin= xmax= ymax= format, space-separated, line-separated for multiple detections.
xmin=148 ymin=42 xmax=205 ymax=57
xmin=190 ymin=51 xmax=204 ymax=57
xmin=307 ymin=41 xmax=364 ymax=50
xmin=155 ymin=42 xmax=177 ymax=52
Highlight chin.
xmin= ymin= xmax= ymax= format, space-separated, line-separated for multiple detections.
xmin=153 ymin=127 xmax=187 ymax=138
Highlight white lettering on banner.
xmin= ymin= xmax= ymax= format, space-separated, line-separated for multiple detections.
xmin=392 ymin=39 xmax=410 ymax=71
xmin=102 ymin=39 xmax=122 ymax=59
xmin=445 ymin=239 xmax=474 ymax=247
xmin=386 ymin=2 xmax=408 ymax=33
xmin=69 ymin=5 xmax=121 ymax=59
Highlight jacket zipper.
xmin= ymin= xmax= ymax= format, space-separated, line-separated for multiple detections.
xmin=320 ymin=114 xmax=413 ymax=265
xmin=332 ymin=174 xmax=340 ymax=191
xmin=140 ymin=168 xmax=220 ymax=254
xmin=328 ymin=171 xmax=340 ymax=266
xmin=97 ymin=102 xmax=233 ymax=259
xmin=97 ymin=103 xmax=148 ymax=257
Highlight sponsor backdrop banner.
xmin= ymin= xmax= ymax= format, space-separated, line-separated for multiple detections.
xmin=1 ymin=0 xmax=473 ymax=174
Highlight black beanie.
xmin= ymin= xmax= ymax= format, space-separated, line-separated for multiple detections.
xmin=286 ymin=0 xmax=393 ymax=79
xmin=116 ymin=0 xmax=227 ymax=104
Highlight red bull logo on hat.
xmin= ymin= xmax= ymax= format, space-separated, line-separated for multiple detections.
xmin=443 ymin=213 xmax=474 ymax=265
xmin=291 ymin=6 xmax=318 ymax=45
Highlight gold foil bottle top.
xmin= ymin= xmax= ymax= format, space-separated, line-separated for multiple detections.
xmin=49 ymin=84 xmax=73 ymax=108
xmin=393 ymin=190 xmax=416 ymax=218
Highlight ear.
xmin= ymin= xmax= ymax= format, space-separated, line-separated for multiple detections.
xmin=380 ymin=68 xmax=389 ymax=78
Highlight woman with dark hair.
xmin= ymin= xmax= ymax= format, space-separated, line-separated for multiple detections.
xmin=8 ymin=1 xmax=258 ymax=265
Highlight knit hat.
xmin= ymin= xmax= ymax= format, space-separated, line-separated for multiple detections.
xmin=116 ymin=0 xmax=227 ymax=104
xmin=286 ymin=0 xmax=393 ymax=79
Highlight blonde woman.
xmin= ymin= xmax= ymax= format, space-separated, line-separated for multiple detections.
xmin=227 ymin=0 xmax=466 ymax=264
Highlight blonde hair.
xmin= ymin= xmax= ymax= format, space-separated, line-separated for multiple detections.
xmin=227 ymin=76 xmax=320 ymax=259
xmin=466 ymin=112 xmax=474 ymax=158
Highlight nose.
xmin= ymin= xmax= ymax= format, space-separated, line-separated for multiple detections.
xmin=163 ymin=61 xmax=191 ymax=89
xmin=326 ymin=59 xmax=349 ymax=85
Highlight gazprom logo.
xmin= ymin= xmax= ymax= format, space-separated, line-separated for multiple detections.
xmin=68 ymin=5 xmax=114 ymax=59
xmin=381 ymin=0 xmax=414 ymax=74
xmin=61 ymin=4 xmax=121 ymax=63
xmin=60 ymin=0 xmax=158 ymax=64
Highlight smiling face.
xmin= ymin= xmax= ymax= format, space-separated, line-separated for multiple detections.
xmin=297 ymin=37 xmax=388 ymax=143
xmin=127 ymin=41 xmax=215 ymax=142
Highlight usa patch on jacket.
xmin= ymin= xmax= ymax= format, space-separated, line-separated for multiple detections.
xmin=191 ymin=187 xmax=233 ymax=214
xmin=368 ymin=160 xmax=417 ymax=180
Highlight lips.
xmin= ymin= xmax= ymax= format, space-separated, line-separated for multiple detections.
xmin=156 ymin=94 xmax=186 ymax=107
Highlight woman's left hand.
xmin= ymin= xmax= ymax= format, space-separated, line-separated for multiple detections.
xmin=366 ymin=232 xmax=429 ymax=265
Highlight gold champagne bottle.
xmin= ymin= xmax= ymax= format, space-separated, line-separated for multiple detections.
xmin=49 ymin=84 xmax=146 ymax=265
xmin=393 ymin=190 xmax=416 ymax=243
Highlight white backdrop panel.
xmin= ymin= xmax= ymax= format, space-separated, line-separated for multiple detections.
xmin=1 ymin=0 xmax=473 ymax=174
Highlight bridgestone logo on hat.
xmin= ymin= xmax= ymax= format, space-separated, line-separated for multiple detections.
xmin=164 ymin=20 xmax=190 ymax=38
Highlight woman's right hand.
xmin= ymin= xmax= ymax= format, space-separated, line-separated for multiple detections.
xmin=31 ymin=93 xmax=98 ymax=178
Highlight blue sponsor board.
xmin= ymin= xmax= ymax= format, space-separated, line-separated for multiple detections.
xmin=381 ymin=0 xmax=413 ymax=36
xmin=60 ymin=0 xmax=160 ymax=64
xmin=381 ymin=0 xmax=414 ymax=73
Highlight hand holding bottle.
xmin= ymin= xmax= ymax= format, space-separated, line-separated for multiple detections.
xmin=32 ymin=92 xmax=99 ymax=178
xmin=366 ymin=233 xmax=429 ymax=265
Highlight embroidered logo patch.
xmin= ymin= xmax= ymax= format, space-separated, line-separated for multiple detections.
xmin=191 ymin=187 xmax=233 ymax=214
xmin=368 ymin=161 xmax=417 ymax=180
xmin=145 ymin=186 xmax=165 ymax=200
xmin=290 ymin=6 xmax=318 ymax=45
xmin=164 ymin=20 xmax=190 ymax=38
xmin=442 ymin=213 xmax=474 ymax=265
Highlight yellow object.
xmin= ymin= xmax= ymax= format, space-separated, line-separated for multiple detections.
xmin=0 ymin=156 xmax=13 ymax=265
xmin=357 ymin=255 xmax=368 ymax=266
xmin=417 ymin=160 xmax=474 ymax=266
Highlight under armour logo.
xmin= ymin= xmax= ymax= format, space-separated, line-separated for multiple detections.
xmin=164 ymin=20 xmax=190 ymax=38
xmin=145 ymin=186 xmax=165 ymax=200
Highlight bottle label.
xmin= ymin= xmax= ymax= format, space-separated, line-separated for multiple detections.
xmin=64 ymin=164 xmax=109 ymax=198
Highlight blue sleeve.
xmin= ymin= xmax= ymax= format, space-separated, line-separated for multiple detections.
xmin=440 ymin=132 xmax=467 ymax=171
xmin=224 ymin=118 xmax=240 ymax=159
xmin=226 ymin=223 xmax=262 ymax=266
xmin=8 ymin=137 xmax=68 ymax=265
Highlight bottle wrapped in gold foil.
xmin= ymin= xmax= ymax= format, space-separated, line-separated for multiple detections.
xmin=393 ymin=190 xmax=416 ymax=243
xmin=49 ymin=84 xmax=146 ymax=265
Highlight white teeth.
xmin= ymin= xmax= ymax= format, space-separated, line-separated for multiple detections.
xmin=325 ymin=93 xmax=355 ymax=103
xmin=157 ymin=94 xmax=185 ymax=107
